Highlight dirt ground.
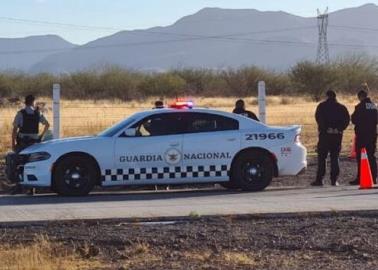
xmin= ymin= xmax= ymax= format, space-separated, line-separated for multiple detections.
xmin=0 ymin=212 xmax=377 ymax=270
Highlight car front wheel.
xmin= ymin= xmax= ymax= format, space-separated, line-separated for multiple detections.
xmin=53 ymin=155 xmax=98 ymax=196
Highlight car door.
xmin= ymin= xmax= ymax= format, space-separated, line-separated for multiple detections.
xmin=182 ymin=112 xmax=240 ymax=183
xmin=111 ymin=112 xmax=186 ymax=186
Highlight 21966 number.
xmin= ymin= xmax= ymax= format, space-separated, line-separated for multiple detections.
xmin=246 ymin=133 xmax=285 ymax=141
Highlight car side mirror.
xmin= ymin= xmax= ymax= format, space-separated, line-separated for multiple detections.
xmin=123 ymin=128 xmax=137 ymax=137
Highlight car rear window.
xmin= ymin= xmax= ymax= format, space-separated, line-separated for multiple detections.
xmin=184 ymin=112 xmax=239 ymax=133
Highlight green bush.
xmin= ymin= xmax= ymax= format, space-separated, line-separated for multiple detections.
xmin=1 ymin=55 xmax=378 ymax=100
xmin=290 ymin=61 xmax=337 ymax=101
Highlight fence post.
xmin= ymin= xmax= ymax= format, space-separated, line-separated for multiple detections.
xmin=53 ymin=84 xmax=60 ymax=139
xmin=258 ymin=81 xmax=266 ymax=124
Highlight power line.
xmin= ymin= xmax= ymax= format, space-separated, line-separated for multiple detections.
xmin=0 ymin=16 xmax=316 ymax=34
xmin=0 ymin=15 xmax=316 ymax=38
xmin=0 ymin=16 xmax=122 ymax=32
xmin=0 ymin=36 xmax=315 ymax=55
xmin=2 ymin=34 xmax=378 ymax=56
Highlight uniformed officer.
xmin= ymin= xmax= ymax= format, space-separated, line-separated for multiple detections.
xmin=12 ymin=95 xmax=50 ymax=152
xmin=349 ymin=90 xmax=377 ymax=185
xmin=311 ymin=90 xmax=350 ymax=186
xmin=10 ymin=95 xmax=50 ymax=195
xmin=154 ymin=100 xmax=164 ymax=109
xmin=232 ymin=99 xmax=259 ymax=121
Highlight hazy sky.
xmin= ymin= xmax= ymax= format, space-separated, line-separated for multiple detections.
xmin=1 ymin=0 xmax=377 ymax=44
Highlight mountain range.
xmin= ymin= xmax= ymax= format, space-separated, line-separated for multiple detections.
xmin=1 ymin=3 xmax=378 ymax=73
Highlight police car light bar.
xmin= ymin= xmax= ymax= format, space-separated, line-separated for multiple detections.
xmin=169 ymin=100 xmax=194 ymax=109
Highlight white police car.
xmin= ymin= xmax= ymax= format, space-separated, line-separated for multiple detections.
xmin=9 ymin=102 xmax=307 ymax=196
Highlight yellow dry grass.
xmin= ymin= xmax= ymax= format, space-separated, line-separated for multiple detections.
xmin=0 ymin=236 xmax=102 ymax=270
xmin=0 ymin=96 xmax=364 ymax=155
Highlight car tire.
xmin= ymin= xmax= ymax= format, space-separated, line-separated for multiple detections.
xmin=53 ymin=155 xmax=98 ymax=196
xmin=231 ymin=150 xmax=274 ymax=192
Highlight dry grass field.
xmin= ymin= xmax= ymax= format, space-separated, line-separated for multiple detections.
xmin=0 ymin=95 xmax=365 ymax=155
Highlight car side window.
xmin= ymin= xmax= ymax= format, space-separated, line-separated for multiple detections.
xmin=185 ymin=113 xmax=239 ymax=133
xmin=133 ymin=113 xmax=186 ymax=137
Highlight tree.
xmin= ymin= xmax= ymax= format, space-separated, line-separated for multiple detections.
xmin=290 ymin=61 xmax=337 ymax=101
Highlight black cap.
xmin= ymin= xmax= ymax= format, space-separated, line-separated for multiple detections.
xmin=25 ymin=95 xmax=35 ymax=106
xmin=326 ymin=90 xmax=336 ymax=99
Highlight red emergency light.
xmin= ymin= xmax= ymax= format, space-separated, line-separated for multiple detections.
xmin=169 ymin=99 xmax=194 ymax=109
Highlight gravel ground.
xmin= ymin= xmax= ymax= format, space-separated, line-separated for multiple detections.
xmin=1 ymin=212 xmax=378 ymax=269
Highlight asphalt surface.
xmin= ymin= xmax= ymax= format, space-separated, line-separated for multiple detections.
xmin=0 ymin=185 xmax=377 ymax=223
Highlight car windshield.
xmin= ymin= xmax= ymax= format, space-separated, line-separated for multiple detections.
xmin=98 ymin=117 xmax=137 ymax=137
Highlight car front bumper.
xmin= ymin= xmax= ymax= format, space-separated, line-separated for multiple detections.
xmin=5 ymin=153 xmax=52 ymax=187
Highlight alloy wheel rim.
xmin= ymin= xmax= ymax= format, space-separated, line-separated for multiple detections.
xmin=63 ymin=165 xmax=89 ymax=189
xmin=242 ymin=161 xmax=264 ymax=183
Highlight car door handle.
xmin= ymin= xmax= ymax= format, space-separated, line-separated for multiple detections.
xmin=170 ymin=142 xmax=180 ymax=147
xmin=227 ymin=138 xmax=236 ymax=142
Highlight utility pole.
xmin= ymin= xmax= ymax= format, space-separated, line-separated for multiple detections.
xmin=316 ymin=8 xmax=330 ymax=64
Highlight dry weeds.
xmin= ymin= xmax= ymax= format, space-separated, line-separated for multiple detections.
xmin=0 ymin=235 xmax=102 ymax=270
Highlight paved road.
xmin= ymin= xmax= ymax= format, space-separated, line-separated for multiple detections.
xmin=0 ymin=186 xmax=377 ymax=223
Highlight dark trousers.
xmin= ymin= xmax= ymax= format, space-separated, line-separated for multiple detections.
xmin=356 ymin=137 xmax=377 ymax=182
xmin=316 ymin=134 xmax=342 ymax=182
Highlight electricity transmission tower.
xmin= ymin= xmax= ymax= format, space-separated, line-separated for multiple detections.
xmin=316 ymin=8 xmax=330 ymax=64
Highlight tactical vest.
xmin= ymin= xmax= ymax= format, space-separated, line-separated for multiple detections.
xmin=19 ymin=109 xmax=40 ymax=134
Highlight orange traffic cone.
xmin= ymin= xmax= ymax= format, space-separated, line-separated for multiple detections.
xmin=359 ymin=148 xmax=374 ymax=190
xmin=350 ymin=136 xmax=357 ymax=159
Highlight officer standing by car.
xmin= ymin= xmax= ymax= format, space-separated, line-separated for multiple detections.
xmin=12 ymin=95 xmax=50 ymax=152
xmin=153 ymin=100 xmax=164 ymax=109
xmin=232 ymin=99 xmax=259 ymax=121
xmin=349 ymin=89 xmax=377 ymax=185
xmin=311 ymin=90 xmax=350 ymax=186
xmin=10 ymin=94 xmax=50 ymax=194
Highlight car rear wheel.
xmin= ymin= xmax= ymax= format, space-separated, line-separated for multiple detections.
xmin=53 ymin=155 xmax=98 ymax=196
xmin=231 ymin=150 xmax=274 ymax=191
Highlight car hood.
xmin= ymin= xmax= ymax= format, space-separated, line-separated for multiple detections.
xmin=20 ymin=136 xmax=98 ymax=154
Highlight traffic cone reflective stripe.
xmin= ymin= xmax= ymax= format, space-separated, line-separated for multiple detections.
xmin=359 ymin=148 xmax=374 ymax=190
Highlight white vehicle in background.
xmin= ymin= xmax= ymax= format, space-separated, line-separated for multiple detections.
xmin=6 ymin=101 xmax=307 ymax=196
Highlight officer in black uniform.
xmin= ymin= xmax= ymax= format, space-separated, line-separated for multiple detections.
xmin=311 ymin=90 xmax=350 ymax=186
xmin=349 ymin=90 xmax=377 ymax=185
xmin=153 ymin=100 xmax=164 ymax=109
xmin=232 ymin=99 xmax=259 ymax=121
xmin=10 ymin=95 xmax=50 ymax=194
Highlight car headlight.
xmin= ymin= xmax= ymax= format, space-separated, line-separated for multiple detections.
xmin=25 ymin=152 xmax=51 ymax=163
